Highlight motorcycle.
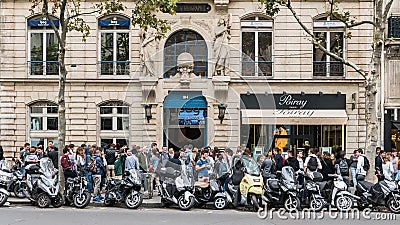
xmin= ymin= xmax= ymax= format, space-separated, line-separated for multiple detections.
xmin=0 ymin=159 xmax=26 ymax=198
xmin=298 ymin=171 xmax=326 ymax=211
xmin=64 ymin=175 xmax=91 ymax=208
xmin=263 ymin=166 xmax=300 ymax=212
xmin=23 ymin=157 xmax=63 ymax=208
xmin=228 ymin=155 xmax=263 ymax=211
xmin=319 ymin=164 xmax=359 ymax=212
xmin=158 ymin=161 xmax=196 ymax=211
xmin=356 ymin=174 xmax=400 ymax=213
xmin=104 ymin=169 xmax=143 ymax=209
xmin=194 ymin=172 xmax=232 ymax=210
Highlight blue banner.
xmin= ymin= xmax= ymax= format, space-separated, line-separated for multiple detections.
xmin=28 ymin=20 xmax=59 ymax=27
xmin=98 ymin=20 xmax=130 ymax=27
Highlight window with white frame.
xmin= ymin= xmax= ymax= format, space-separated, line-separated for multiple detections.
xmin=30 ymin=102 xmax=58 ymax=131
xmin=241 ymin=16 xmax=273 ymax=77
xmin=28 ymin=17 xmax=59 ymax=76
xmin=29 ymin=102 xmax=58 ymax=148
xmin=313 ymin=17 xmax=345 ymax=77
xmin=99 ymin=101 xmax=130 ymax=147
xmin=98 ymin=16 xmax=130 ymax=76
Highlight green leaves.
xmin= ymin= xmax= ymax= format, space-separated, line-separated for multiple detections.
xmin=260 ymin=0 xmax=286 ymax=17
xmin=131 ymin=0 xmax=177 ymax=39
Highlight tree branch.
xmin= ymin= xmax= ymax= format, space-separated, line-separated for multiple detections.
xmin=347 ymin=20 xmax=376 ymax=28
xmin=383 ymin=0 xmax=394 ymax=20
xmin=43 ymin=0 xmax=62 ymax=45
xmin=67 ymin=9 xmax=101 ymax=20
xmin=285 ymin=2 xmax=367 ymax=79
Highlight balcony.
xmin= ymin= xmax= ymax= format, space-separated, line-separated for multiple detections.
xmin=241 ymin=61 xmax=273 ymax=77
xmin=98 ymin=61 xmax=130 ymax=76
xmin=313 ymin=61 xmax=344 ymax=77
xmin=28 ymin=61 xmax=59 ymax=76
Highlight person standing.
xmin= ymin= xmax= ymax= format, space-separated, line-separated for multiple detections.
xmin=149 ymin=149 xmax=160 ymax=194
xmin=273 ymin=148 xmax=284 ymax=171
xmin=296 ymin=151 xmax=305 ymax=185
xmin=304 ymin=148 xmax=322 ymax=175
xmin=159 ymin=147 xmax=170 ymax=169
xmin=355 ymin=149 xmax=367 ymax=182
xmin=105 ymin=144 xmax=117 ymax=181
xmin=61 ymin=148 xmax=77 ymax=182
xmin=75 ymin=147 xmax=86 ymax=176
xmin=320 ymin=152 xmax=335 ymax=181
xmin=47 ymin=146 xmax=58 ymax=169
xmin=114 ymin=147 xmax=126 ymax=179
xmin=383 ymin=155 xmax=394 ymax=181
xmin=349 ymin=149 xmax=359 ymax=187
xmin=283 ymin=150 xmax=299 ymax=172
xmin=125 ymin=149 xmax=140 ymax=172
xmin=375 ymin=148 xmax=383 ymax=175
xmin=196 ymin=150 xmax=210 ymax=182
xmin=92 ymin=150 xmax=105 ymax=202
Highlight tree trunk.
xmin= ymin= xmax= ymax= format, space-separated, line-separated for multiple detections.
xmin=57 ymin=40 xmax=66 ymax=191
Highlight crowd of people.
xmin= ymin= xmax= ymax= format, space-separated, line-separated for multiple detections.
xmin=258 ymin=146 xmax=400 ymax=188
xmin=14 ymin=142 xmax=237 ymax=203
xmin=11 ymin=141 xmax=400 ymax=203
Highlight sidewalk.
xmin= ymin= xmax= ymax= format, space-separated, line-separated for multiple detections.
xmin=7 ymin=194 xmax=162 ymax=208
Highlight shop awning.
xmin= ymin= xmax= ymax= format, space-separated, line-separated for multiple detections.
xmin=241 ymin=109 xmax=348 ymax=125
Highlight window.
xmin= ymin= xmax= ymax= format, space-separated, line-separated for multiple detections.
xmin=164 ymin=30 xmax=207 ymax=78
xmin=313 ymin=17 xmax=345 ymax=77
xmin=28 ymin=17 xmax=59 ymax=76
xmin=29 ymin=102 xmax=58 ymax=148
xmin=99 ymin=101 xmax=130 ymax=147
xmin=241 ymin=16 xmax=273 ymax=77
xmin=388 ymin=16 xmax=400 ymax=39
xmin=98 ymin=16 xmax=130 ymax=76
xmin=30 ymin=102 xmax=58 ymax=131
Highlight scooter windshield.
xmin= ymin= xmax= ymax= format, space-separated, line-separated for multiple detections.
xmin=159 ymin=160 xmax=194 ymax=187
xmin=0 ymin=159 xmax=14 ymax=171
xmin=39 ymin=158 xmax=56 ymax=178
xmin=281 ymin=166 xmax=296 ymax=183
xmin=241 ymin=156 xmax=261 ymax=176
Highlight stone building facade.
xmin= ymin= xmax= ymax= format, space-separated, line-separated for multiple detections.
xmin=0 ymin=0 xmax=374 ymax=157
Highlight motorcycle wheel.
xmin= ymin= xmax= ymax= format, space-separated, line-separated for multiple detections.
xmin=284 ymin=196 xmax=300 ymax=212
xmin=52 ymin=193 xmax=64 ymax=208
xmin=37 ymin=193 xmax=51 ymax=208
xmin=309 ymin=198 xmax=325 ymax=212
xmin=178 ymin=195 xmax=195 ymax=211
xmin=250 ymin=195 xmax=260 ymax=212
xmin=387 ymin=196 xmax=400 ymax=214
xmin=335 ymin=195 xmax=353 ymax=212
xmin=214 ymin=196 xmax=227 ymax=210
xmin=124 ymin=192 xmax=143 ymax=209
xmin=13 ymin=183 xmax=27 ymax=198
xmin=73 ymin=191 xmax=91 ymax=209
xmin=0 ymin=192 xmax=8 ymax=206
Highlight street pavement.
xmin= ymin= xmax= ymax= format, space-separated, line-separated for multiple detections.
xmin=1 ymin=199 xmax=398 ymax=225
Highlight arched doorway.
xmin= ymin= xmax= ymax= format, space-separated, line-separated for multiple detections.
xmin=163 ymin=91 xmax=207 ymax=150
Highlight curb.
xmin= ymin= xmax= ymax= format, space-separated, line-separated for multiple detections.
xmin=8 ymin=198 xmax=163 ymax=209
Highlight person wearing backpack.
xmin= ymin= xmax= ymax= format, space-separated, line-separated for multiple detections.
xmin=355 ymin=148 xmax=367 ymax=182
xmin=92 ymin=150 xmax=106 ymax=202
xmin=335 ymin=151 xmax=351 ymax=186
xmin=304 ymin=148 xmax=322 ymax=175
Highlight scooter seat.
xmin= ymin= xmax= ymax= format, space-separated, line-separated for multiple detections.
xmin=194 ymin=181 xmax=209 ymax=189
xmin=67 ymin=177 xmax=75 ymax=183
xmin=267 ymin=179 xmax=280 ymax=190
xmin=358 ymin=181 xmax=374 ymax=192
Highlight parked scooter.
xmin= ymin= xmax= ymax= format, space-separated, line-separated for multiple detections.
xmin=104 ymin=169 xmax=143 ymax=209
xmin=263 ymin=166 xmax=300 ymax=212
xmin=194 ymin=172 xmax=232 ymax=210
xmin=0 ymin=159 xmax=26 ymax=198
xmin=23 ymin=157 xmax=63 ymax=208
xmin=319 ymin=165 xmax=359 ymax=211
xmin=64 ymin=175 xmax=91 ymax=208
xmin=356 ymin=174 xmax=400 ymax=213
xmin=158 ymin=162 xmax=196 ymax=211
xmin=298 ymin=171 xmax=326 ymax=211
xmin=228 ymin=155 xmax=263 ymax=211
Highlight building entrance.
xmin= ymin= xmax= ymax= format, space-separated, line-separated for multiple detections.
xmin=163 ymin=92 xmax=207 ymax=150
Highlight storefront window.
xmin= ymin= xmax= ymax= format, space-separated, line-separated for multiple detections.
xmin=99 ymin=101 xmax=130 ymax=147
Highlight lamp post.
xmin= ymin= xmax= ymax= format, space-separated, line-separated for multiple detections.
xmin=218 ymin=103 xmax=226 ymax=124
xmin=144 ymin=104 xmax=152 ymax=123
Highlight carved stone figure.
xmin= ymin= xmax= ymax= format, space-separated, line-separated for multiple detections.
xmin=213 ymin=14 xmax=231 ymax=76
xmin=140 ymin=28 xmax=158 ymax=76
xmin=171 ymin=52 xmax=199 ymax=80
